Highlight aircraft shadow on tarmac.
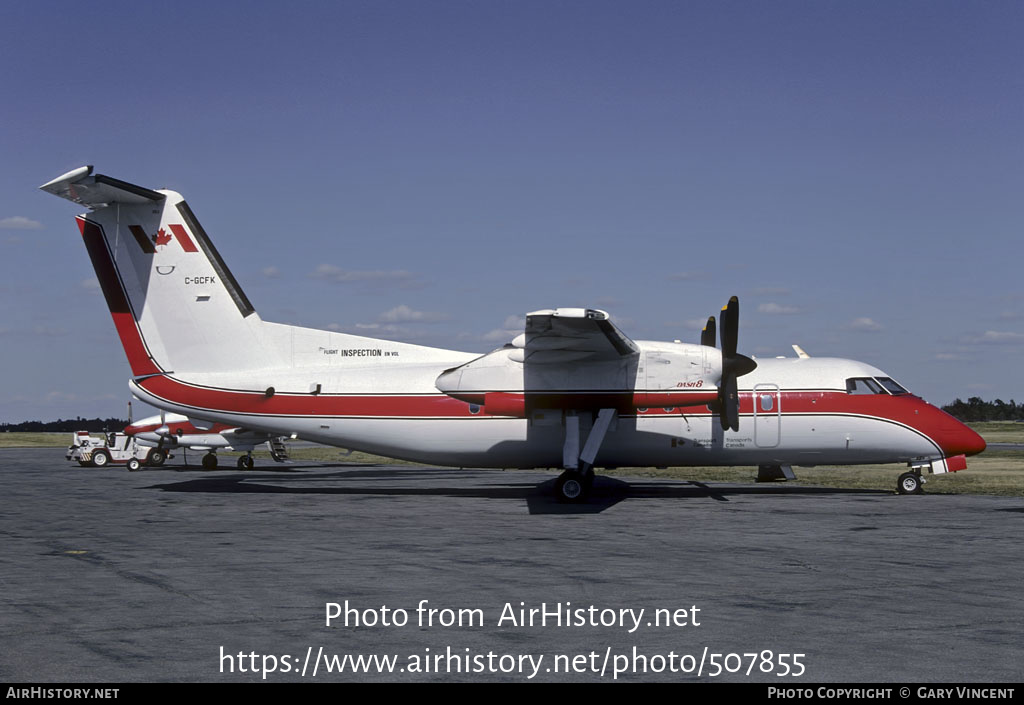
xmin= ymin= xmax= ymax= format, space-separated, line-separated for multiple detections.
xmin=144 ymin=466 xmax=891 ymax=515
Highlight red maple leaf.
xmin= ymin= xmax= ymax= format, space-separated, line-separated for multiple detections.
xmin=153 ymin=228 xmax=172 ymax=247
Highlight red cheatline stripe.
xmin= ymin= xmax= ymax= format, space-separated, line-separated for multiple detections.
xmin=136 ymin=376 xmax=924 ymax=423
xmin=168 ymin=223 xmax=199 ymax=252
xmin=132 ymin=377 xmax=986 ymax=454
xmin=128 ymin=225 xmax=156 ymax=254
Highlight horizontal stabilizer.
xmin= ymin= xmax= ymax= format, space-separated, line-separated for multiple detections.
xmin=40 ymin=166 xmax=164 ymax=209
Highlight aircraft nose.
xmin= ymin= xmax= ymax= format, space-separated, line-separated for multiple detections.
xmin=935 ymin=417 xmax=987 ymax=457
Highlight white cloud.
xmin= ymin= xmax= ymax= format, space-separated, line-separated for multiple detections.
xmin=979 ymin=330 xmax=1024 ymax=344
xmin=310 ymin=264 xmax=423 ymax=288
xmin=354 ymin=323 xmax=402 ymax=333
xmin=378 ymin=304 xmax=449 ymax=323
xmin=81 ymin=278 xmax=101 ymax=293
xmin=481 ymin=315 xmax=527 ymax=343
xmin=669 ymin=271 xmax=707 ymax=282
xmin=670 ymin=318 xmax=712 ymax=331
xmin=261 ymin=266 xmax=280 ymax=278
xmin=758 ymin=302 xmax=800 ymax=315
xmin=482 ymin=328 xmax=517 ymax=342
xmin=0 ymin=216 xmax=43 ymax=230
xmin=849 ymin=317 xmax=883 ymax=331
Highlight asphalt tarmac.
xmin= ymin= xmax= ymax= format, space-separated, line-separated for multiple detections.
xmin=1 ymin=448 xmax=1022 ymax=683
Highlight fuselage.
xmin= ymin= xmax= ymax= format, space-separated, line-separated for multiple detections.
xmin=129 ymin=347 xmax=984 ymax=470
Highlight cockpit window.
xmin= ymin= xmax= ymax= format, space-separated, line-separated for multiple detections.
xmin=875 ymin=377 xmax=910 ymax=395
xmin=846 ymin=377 xmax=885 ymax=395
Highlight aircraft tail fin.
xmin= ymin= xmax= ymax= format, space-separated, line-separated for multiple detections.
xmin=41 ymin=167 xmax=276 ymax=377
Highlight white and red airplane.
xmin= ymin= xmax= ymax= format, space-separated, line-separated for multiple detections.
xmin=41 ymin=166 xmax=985 ymax=501
xmin=124 ymin=410 xmax=289 ymax=469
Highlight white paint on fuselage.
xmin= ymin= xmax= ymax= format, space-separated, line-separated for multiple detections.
xmin=131 ymin=354 xmax=941 ymax=470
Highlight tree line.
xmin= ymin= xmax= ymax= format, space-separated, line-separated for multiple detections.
xmin=941 ymin=398 xmax=1023 ymax=422
xmin=1 ymin=418 xmax=130 ymax=433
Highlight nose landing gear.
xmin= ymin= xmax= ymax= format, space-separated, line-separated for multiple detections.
xmin=897 ymin=470 xmax=924 ymax=495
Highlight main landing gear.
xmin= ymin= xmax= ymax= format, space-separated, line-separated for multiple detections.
xmin=555 ymin=408 xmax=615 ymax=503
xmin=201 ymin=452 xmax=218 ymax=470
xmin=555 ymin=466 xmax=595 ymax=502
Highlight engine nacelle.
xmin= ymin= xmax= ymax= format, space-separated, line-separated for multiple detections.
xmin=483 ymin=392 xmax=527 ymax=417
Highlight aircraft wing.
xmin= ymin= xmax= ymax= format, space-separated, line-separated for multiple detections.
xmin=510 ymin=308 xmax=639 ymax=363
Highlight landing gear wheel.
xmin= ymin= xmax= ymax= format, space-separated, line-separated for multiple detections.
xmin=91 ymin=450 xmax=110 ymax=468
xmin=555 ymin=471 xmax=590 ymax=503
xmin=202 ymin=453 xmax=218 ymax=470
xmin=127 ymin=458 xmax=141 ymax=472
xmin=147 ymin=449 xmax=166 ymax=467
xmin=237 ymin=455 xmax=254 ymax=469
xmin=897 ymin=471 xmax=923 ymax=495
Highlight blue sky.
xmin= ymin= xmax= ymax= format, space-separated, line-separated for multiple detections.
xmin=2 ymin=1 xmax=1022 ymax=422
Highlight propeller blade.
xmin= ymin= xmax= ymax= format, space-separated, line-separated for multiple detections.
xmin=700 ymin=316 xmax=716 ymax=347
xmin=719 ymin=296 xmax=739 ymax=359
xmin=708 ymin=296 xmax=754 ymax=432
xmin=720 ymin=374 xmax=739 ymax=432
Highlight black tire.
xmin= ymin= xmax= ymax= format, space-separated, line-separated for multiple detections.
xmin=897 ymin=471 xmax=922 ymax=495
xmin=91 ymin=450 xmax=110 ymax=468
xmin=237 ymin=456 xmax=254 ymax=469
xmin=555 ymin=472 xmax=588 ymax=503
xmin=147 ymin=449 xmax=166 ymax=467
xmin=127 ymin=458 xmax=141 ymax=472
xmin=202 ymin=454 xmax=218 ymax=470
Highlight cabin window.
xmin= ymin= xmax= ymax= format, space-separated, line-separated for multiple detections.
xmin=468 ymin=404 xmax=481 ymax=415
xmin=876 ymin=377 xmax=910 ymax=395
xmin=760 ymin=394 xmax=774 ymax=411
xmin=846 ymin=377 xmax=885 ymax=395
